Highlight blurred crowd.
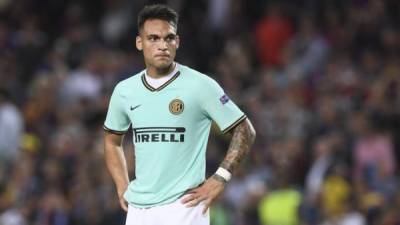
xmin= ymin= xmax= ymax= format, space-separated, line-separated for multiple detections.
xmin=0 ymin=0 xmax=399 ymax=225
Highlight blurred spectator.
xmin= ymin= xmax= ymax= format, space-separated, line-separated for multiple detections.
xmin=215 ymin=38 xmax=254 ymax=98
xmin=0 ymin=20 xmax=12 ymax=50
xmin=304 ymin=136 xmax=334 ymax=202
xmin=258 ymin=170 xmax=301 ymax=225
xmin=0 ymin=89 xmax=24 ymax=163
xmin=59 ymin=48 xmax=105 ymax=106
xmin=321 ymin=164 xmax=351 ymax=219
xmin=254 ymin=3 xmax=293 ymax=68
xmin=14 ymin=16 xmax=47 ymax=85
xmin=350 ymin=112 xmax=396 ymax=192
xmin=100 ymin=0 xmax=133 ymax=45
xmin=206 ymin=0 xmax=232 ymax=33
xmin=34 ymin=189 xmax=69 ymax=225
xmin=285 ymin=14 xmax=330 ymax=80
xmin=0 ymin=207 xmax=28 ymax=225
xmin=320 ymin=195 xmax=366 ymax=225
xmin=210 ymin=203 xmax=232 ymax=225
xmin=259 ymin=74 xmax=311 ymax=141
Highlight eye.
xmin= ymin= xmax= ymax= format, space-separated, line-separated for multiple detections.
xmin=148 ymin=36 xmax=159 ymax=42
xmin=165 ymin=35 xmax=176 ymax=42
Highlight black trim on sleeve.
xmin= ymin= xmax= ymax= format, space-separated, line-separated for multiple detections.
xmin=103 ymin=125 xmax=128 ymax=135
xmin=221 ymin=115 xmax=247 ymax=134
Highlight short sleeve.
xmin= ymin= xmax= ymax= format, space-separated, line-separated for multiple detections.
xmin=199 ymin=77 xmax=246 ymax=134
xmin=103 ymin=85 xmax=131 ymax=134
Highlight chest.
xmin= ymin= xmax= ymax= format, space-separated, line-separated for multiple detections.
xmin=123 ymin=88 xmax=203 ymax=127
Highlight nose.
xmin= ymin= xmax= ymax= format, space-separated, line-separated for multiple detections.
xmin=158 ymin=39 xmax=168 ymax=50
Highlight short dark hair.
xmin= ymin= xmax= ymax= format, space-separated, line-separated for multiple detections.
xmin=137 ymin=4 xmax=179 ymax=32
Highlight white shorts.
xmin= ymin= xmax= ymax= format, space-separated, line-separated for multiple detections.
xmin=125 ymin=196 xmax=210 ymax=225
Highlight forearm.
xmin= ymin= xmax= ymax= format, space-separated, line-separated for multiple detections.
xmin=182 ymin=119 xmax=255 ymax=212
xmin=220 ymin=118 xmax=256 ymax=173
xmin=105 ymin=141 xmax=130 ymax=196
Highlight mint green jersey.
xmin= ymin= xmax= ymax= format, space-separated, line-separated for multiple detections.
xmin=104 ymin=64 xmax=246 ymax=208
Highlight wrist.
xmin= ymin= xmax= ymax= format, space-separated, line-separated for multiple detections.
xmin=212 ymin=174 xmax=228 ymax=184
xmin=214 ymin=167 xmax=232 ymax=183
xmin=118 ymin=191 xmax=125 ymax=197
xmin=117 ymin=186 xmax=128 ymax=197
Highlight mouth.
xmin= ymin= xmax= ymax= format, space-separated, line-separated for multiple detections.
xmin=155 ymin=54 xmax=170 ymax=58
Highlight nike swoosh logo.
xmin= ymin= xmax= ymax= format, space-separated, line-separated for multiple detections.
xmin=130 ymin=105 xmax=141 ymax=111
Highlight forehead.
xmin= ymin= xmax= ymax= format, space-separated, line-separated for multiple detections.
xmin=141 ymin=19 xmax=176 ymax=36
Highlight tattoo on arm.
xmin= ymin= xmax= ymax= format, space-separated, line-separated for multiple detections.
xmin=220 ymin=119 xmax=256 ymax=173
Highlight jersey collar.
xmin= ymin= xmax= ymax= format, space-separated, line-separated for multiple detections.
xmin=141 ymin=71 xmax=181 ymax=92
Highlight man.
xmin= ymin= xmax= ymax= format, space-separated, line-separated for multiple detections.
xmin=104 ymin=4 xmax=256 ymax=225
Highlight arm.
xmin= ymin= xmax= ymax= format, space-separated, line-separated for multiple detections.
xmin=104 ymin=131 xmax=130 ymax=212
xmin=182 ymin=118 xmax=256 ymax=213
xmin=220 ymin=118 xmax=256 ymax=173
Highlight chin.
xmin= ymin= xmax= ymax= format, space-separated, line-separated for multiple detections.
xmin=156 ymin=61 xmax=173 ymax=69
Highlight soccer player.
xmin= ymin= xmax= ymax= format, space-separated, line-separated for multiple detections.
xmin=103 ymin=4 xmax=256 ymax=225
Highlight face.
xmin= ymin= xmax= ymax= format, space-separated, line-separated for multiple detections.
xmin=136 ymin=19 xmax=179 ymax=72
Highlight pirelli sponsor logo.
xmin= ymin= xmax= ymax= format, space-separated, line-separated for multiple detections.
xmin=133 ymin=127 xmax=185 ymax=143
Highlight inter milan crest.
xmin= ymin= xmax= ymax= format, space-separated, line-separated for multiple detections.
xmin=169 ymin=99 xmax=184 ymax=115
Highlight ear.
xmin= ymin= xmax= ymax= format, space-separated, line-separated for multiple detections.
xmin=136 ymin=36 xmax=143 ymax=51
xmin=176 ymin=35 xmax=180 ymax=49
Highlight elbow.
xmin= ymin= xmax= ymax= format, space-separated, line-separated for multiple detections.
xmin=245 ymin=118 xmax=256 ymax=146
xmin=249 ymin=125 xmax=256 ymax=146
xmin=250 ymin=125 xmax=256 ymax=144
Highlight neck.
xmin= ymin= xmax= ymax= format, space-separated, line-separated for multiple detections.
xmin=146 ymin=62 xmax=175 ymax=78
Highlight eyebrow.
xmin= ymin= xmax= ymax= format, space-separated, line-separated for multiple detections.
xmin=145 ymin=32 xmax=176 ymax=38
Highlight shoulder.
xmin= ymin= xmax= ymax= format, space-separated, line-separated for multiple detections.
xmin=113 ymin=71 xmax=144 ymax=96
xmin=179 ymin=64 xmax=220 ymax=89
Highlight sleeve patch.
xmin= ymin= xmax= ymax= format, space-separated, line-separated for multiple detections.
xmin=219 ymin=94 xmax=230 ymax=105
